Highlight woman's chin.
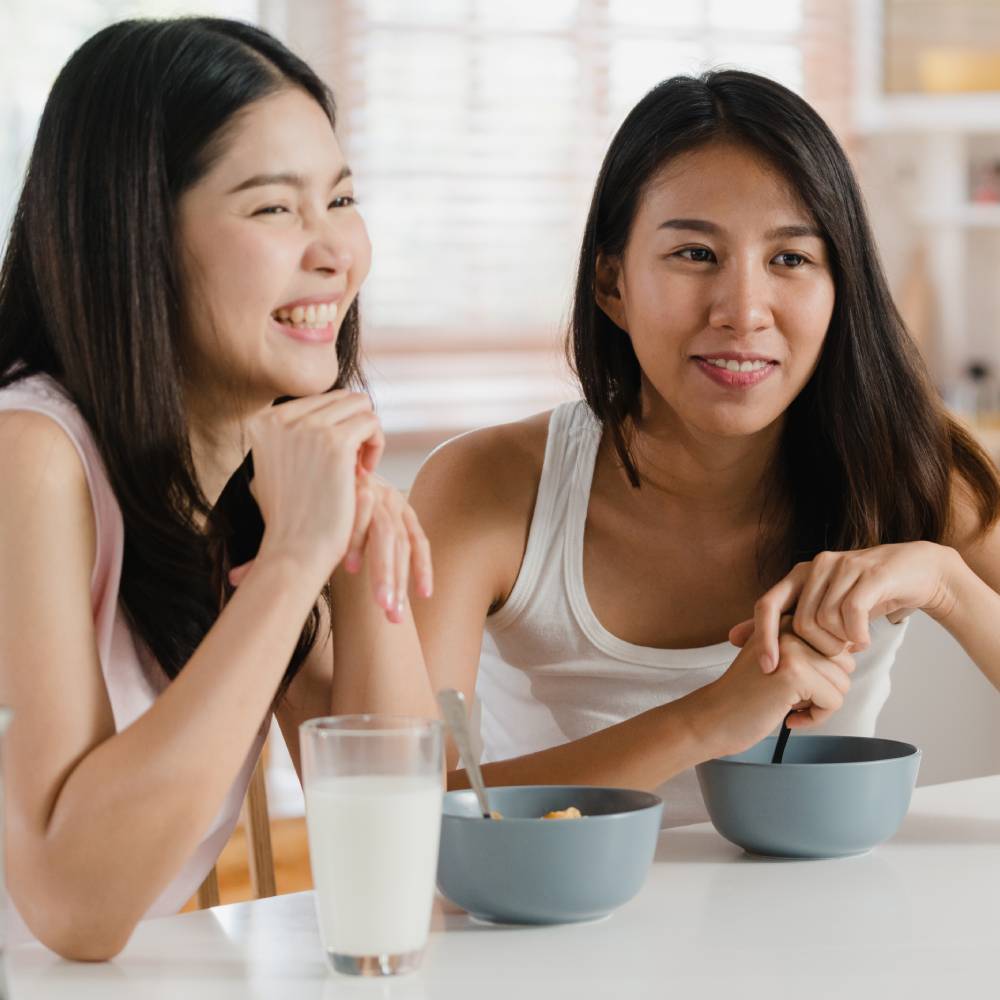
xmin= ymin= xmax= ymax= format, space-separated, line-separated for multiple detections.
xmin=271 ymin=364 xmax=342 ymax=400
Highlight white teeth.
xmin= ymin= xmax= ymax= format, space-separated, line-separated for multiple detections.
xmin=706 ymin=358 xmax=770 ymax=372
xmin=272 ymin=302 xmax=339 ymax=329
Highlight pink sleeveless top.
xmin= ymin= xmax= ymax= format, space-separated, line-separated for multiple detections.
xmin=0 ymin=373 xmax=267 ymax=944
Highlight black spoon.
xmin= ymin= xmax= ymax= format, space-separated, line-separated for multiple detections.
xmin=771 ymin=711 xmax=794 ymax=764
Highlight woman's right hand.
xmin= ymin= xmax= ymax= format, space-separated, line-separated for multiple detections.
xmin=244 ymin=391 xmax=384 ymax=585
xmin=688 ymin=621 xmax=855 ymax=760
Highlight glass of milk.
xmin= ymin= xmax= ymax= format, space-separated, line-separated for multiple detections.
xmin=300 ymin=715 xmax=443 ymax=977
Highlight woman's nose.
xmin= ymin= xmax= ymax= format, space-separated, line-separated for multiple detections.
xmin=707 ymin=262 xmax=773 ymax=335
xmin=302 ymin=236 xmax=353 ymax=275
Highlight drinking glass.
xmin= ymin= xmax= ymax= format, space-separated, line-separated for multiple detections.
xmin=300 ymin=715 xmax=443 ymax=977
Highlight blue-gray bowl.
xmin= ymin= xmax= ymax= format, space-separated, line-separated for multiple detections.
xmin=437 ymin=785 xmax=663 ymax=924
xmin=696 ymin=735 xmax=921 ymax=859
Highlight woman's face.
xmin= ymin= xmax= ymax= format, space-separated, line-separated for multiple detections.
xmin=177 ymin=87 xmax=371 ymax=408
xmin=597 ymin=141 xmax=835 ymax=440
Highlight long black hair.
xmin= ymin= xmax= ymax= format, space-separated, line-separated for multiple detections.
xmin=0 ymin=18 xmax=362 ymax=689
xmin=570 ymin=69 xmax=999 ymax=570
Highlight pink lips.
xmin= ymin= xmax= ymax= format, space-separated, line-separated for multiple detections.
xmin=693 ymin=356 xmax=778 ymax=388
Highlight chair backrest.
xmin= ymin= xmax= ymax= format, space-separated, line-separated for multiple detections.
xmin=196 ymin=751 xmax=275 ymax=908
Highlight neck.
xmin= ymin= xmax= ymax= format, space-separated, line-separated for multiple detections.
xmin=623 ymin=388 xmax=784 ymax=523
xmin=184 ymin=383 xmax=257 ymax=508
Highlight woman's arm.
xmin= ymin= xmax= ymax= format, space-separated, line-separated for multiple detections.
xmin=0 ymin=413 xmax=324 ymax=960
xmin=273 ymin=477 xmax=437 ymax=781
xmin=3 ymin=392 xmax=384 ymax=960
xmin=932 ymin=495 xmax=1000 ymax=691
xmin=739 ymin=487 xmax=1000 ymax=692
xmin=409 ymin=420 xmax=854 ymax=791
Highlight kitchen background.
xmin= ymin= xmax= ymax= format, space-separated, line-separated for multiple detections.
xmin=3 ymin=0 xmax=1000 ymax=891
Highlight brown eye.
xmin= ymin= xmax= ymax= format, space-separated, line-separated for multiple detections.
xmin=775 ymin=252 xmax=806 ymax=268
xmin=677 ymin=247 xmax=715 ymax=263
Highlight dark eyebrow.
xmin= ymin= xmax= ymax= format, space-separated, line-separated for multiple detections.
xmin=764 ymin=223 xmax=824 ymax=240
xmin=657 ymin=219 xmax=824 ymax=241
xmin=657 ymin=218 xmax=719 ymax=234
xmin=227 ymin=165 xmax=352 ymax=195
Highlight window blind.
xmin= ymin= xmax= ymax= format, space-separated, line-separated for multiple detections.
xmin=292 ymin=0 xmax=854 ymax=356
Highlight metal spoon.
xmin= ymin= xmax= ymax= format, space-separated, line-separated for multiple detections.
xmin=436 ymin=688 xmax=493 ymax=819
xmin=771 ymin=711 xmax=794 ymax=764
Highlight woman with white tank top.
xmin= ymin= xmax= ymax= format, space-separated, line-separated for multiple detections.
xmin=410 ymin=71 xmax=1000 ymax=827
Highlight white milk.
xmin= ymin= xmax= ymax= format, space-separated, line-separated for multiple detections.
xmin=305 ymin=775 xmax=442 ymax=957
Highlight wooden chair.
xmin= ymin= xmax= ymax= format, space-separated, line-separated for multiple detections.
xmin=195 ymin=751 xmax=276 ymax=908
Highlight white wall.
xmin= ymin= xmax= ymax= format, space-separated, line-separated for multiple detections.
xmin=876 ymin=612 xmax=1000 ymax=785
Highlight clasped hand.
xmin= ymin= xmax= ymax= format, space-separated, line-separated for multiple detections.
xmin=729 ymin=541 xmax=957 ymax=673
xmin=227 ymin=391 xmax=432 ymax=623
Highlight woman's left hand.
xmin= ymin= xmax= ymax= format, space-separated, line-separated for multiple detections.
xmin=229 ymin=472 xmax=433 ymax=624
xmin=729 ymin=541 xmax=959 ymax=673
xmin=341 ymin=472 xmax=433 ymax=623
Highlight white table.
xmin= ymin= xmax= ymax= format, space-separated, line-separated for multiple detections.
xmin=8 ymin=776 xmax=1000 ymax=1000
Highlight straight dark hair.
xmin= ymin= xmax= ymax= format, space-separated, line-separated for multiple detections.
xmin=570 ymin=69 xmax=999 ymax=569
xmin=0 ymin=18 xmax=361 ymax=689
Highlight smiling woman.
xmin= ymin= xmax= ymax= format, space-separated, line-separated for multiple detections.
xmin=0 ymin=17 xmax=434 ymax=960
xmin=408 ymin=69 xmax=1000 ymax=828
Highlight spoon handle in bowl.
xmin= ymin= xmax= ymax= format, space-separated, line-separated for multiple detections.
xmin=771 ymin=713 xmax=793 ymax=764
xmin=437 ymin=689 xmax=493 ymax=818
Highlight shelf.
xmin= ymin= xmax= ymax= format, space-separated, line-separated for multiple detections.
xmin=855 ymin=93 xmax=1000 ymax=135
xmin=918 ymin=204 xmax=1000 ymax=228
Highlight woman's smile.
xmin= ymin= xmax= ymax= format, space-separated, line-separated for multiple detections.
xmin=270 ymin=292 xmax=346 ymax=343
xmin=691 ymin=352 xmax=780 ymax=389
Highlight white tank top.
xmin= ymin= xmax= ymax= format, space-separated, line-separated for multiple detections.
xmin=475 ymin=400 xmax=908 ymax=827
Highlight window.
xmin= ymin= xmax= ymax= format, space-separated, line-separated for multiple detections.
xmin=0 ymin=0 xmax=263 ymax=239
xmin=296 ymin=0 xmax=823 ymax=356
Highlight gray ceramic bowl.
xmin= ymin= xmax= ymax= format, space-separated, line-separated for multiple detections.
xmin=696 ymin=735 xmax=921 ymax=859
xmin=437 ymin=785 xmax=663 ymax=924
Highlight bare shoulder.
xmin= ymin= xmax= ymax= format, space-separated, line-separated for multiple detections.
xmin=0 ymin=409 xmax=90 ymax=504
xmin=944 ymin=467 xmax=1000 ymax=557
xmin=409 ymin=410 xmax=552 ymax=531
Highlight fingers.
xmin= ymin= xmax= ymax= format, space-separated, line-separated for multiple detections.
xmin=344 ymin=478 xmax=434 ymax=619
xmin=358 ymin=426 xmax=385 ymax=476
xmin=228 ymin=560 xmax=255 ymax=587
xmin=275 ymin=389 xmax=371 ymax=424
xmin=393 ymin=526 xmax=410 ymax=624
xmin=754 ymin=564 xmax=808 ymax=674
xmin=811 ymin=559 xmax=873 ymax=651
xmin=728 ymin=618 xmax=754 ymax=648
xmin=368 ymin=502 xmax=396 ymax=617
xmin=771 ymin=631 xmax=854 ymax=729
xmin=403 ymin=504 xmax=433 ymax=599
xmin=344 ymin=480 xmax=377 ymax=573
xmin=790 ymin=554 xmax=849 ymax=658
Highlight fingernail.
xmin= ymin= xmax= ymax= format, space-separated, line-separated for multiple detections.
xmin=377 ymin=585 xmax=394 ymax=610
xmin=395 ymin=596 xmax=406 ymax=616
xmin=420 ymin=579 xmax=433 ymax=598
xmin=344 ymin=552 xmax=361 ymax=572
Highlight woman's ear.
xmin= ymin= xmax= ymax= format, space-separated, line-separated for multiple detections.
xmin=595 ymin=252 xmax=627 ymax=331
